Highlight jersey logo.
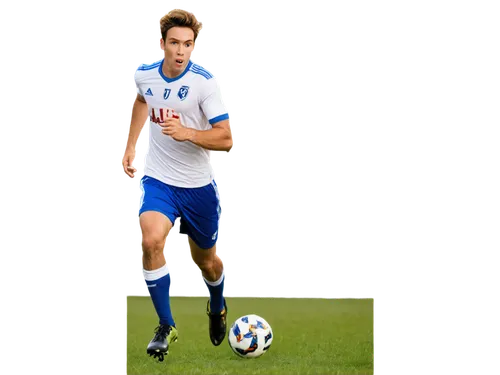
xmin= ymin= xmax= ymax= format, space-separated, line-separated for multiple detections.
xmin=177 ymin=86 xmax=189 ymax=101
xmin=164 ymin=88 xmax=171 ymax=100
xmin=145 ymin=88 xmax=153 ymax=96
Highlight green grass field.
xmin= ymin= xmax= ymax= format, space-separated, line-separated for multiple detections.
xmin=128 ymin=297 xmax=373 ymax=375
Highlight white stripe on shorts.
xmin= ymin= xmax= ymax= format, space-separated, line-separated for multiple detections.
xmin=211 ymin=180 xmax=223 ymax=239
xmin=136 ymin=178 xmax=145 ymax=211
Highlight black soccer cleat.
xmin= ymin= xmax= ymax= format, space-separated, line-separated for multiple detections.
xmin=206 ymin=299 xmax=228 ymax=346
xmin=146 ymin=324 xmax=178 ymax=362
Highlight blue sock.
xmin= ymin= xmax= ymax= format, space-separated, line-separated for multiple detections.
xmin=204 ymin=271 xmax=225 ymax=313
xmin=144 ymin=264 xmax=175 ymax=326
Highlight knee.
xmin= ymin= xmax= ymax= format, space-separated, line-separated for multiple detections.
xmin=194 ymin=258 xmax=214 ymax=273
xmin=142 ymin=235 xmax=165 ymax=257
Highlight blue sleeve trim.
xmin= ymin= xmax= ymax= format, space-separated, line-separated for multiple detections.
xmin=209 ymin=113 xmax=229 ymax=125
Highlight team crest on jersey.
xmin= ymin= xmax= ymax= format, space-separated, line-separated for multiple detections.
xmin=177 ymin=86 xmax=189 ymax=101
xmin=164 ymin=88 xmax=171 ymax=100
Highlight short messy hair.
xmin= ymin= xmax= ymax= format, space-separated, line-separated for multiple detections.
xmin=158 ymin=8 xmax=204 ymax=44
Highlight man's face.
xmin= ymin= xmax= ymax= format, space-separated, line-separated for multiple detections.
xmin=161 ymin=27 xmax=195 ymax=75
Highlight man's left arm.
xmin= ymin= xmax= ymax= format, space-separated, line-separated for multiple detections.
xmin=160 ymin=118 xmax=232 ymax=152
xmin=187 ymin=119 xmax=233 ymax=152
xmin=193 ymin=76 xmax=232 ymax=152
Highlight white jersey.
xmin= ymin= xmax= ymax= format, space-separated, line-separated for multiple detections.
xmin=135 ymin=59 xmax=228 ymax=188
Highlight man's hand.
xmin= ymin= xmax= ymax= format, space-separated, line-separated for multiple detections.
xmin=160 ymin=117 xmax=194 ymax=142
xmin=122 ymin=148 xmax=137 ymax=178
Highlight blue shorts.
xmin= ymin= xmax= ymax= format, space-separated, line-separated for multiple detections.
xmin=139 ymin=175 xmax=221 ymax=249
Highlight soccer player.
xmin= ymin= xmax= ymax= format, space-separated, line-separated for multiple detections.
xmin=122 ymin=9 xmax=232 ymax=362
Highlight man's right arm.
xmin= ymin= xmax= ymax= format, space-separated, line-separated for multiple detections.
xmin=125 ymin=94 xmax=149 ymax=150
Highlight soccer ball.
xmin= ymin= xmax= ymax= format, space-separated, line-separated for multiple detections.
xmin=228 ymin=314 xmax=273 ymax=358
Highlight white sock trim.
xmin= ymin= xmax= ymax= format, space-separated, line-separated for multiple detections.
xmin=143 ymin=264 xmax=169 ymax=281
xmin=203 ymin=270 xmax=224 ymax=287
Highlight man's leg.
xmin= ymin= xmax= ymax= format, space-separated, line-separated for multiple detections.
xmin=140 ymin=211 xmax=178 ymax=361
xmin=188 ymin=237 xmax=226 ymax=313
xmin=138 ymin=179 xmax=181 ymax=361
xmin=188 ymin=237 xmax=227 ymax=346
xmin=176 ymin=179 xmax=226 ymax=345
xmin=141 ymin=210 xmax=175 ymax=326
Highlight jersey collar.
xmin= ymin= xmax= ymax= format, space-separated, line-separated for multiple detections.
xmin=158 ymin=59 xmax=193 ymax=83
